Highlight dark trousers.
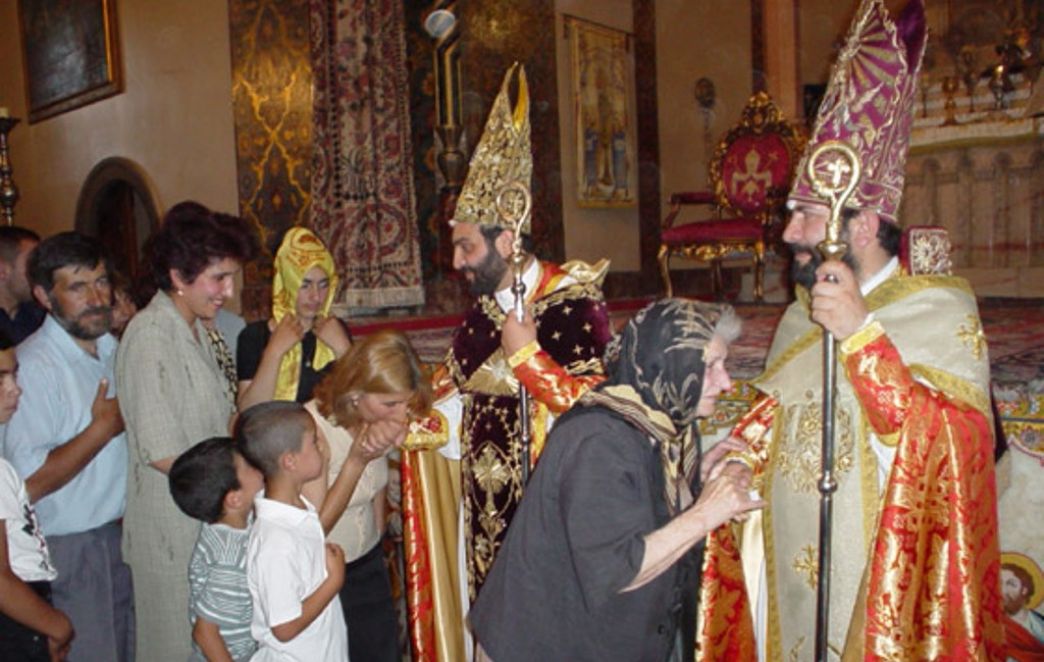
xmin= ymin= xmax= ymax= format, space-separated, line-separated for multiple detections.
xmin=340 ymin=542 xmax=399 ymax=662
xmin=0 ymin=581 xmax=52 ymax=662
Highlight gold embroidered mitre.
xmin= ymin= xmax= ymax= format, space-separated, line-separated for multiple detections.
xmin=453 ymin=62 xmax=533 ymax=233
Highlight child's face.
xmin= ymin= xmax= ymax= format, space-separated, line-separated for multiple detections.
xmin=111 ymin=288 xmax=138 ymax=334
xmin=232 ymin=451 xmax=264 ymax=504
xmin=292 ymin=423 xmax=323 ymax=482
xmin=0 ymin=349 xmax=22 ymax=423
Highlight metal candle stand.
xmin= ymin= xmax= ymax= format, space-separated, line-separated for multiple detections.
xmin=0 ymin=114 xmax=20 ymax=226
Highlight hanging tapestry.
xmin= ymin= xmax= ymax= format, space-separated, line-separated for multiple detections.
xmin=310 ymin=0 xmax=425 ymax=310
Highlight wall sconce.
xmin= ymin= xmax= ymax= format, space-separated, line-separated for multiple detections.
xmin=694 ymin=77 xmax=716 ymax=111
xmin=694 ymin=77 xmax=716 ymax=158
xmin=425 ymin=5 xmax=466 ymax=194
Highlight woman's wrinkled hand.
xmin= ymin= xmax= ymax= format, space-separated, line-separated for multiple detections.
xmin=694 ymin=464 xmax=765 ymax=531
xmin=700 ymin=436 xmax=748 ymax=483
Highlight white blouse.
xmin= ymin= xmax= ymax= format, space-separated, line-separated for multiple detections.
xmin=305 ymin=401 xmax=388 ymax=561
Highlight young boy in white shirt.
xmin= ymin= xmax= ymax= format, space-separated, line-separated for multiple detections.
xmin=170 ymin=436 xmax=264 ymax=661
xmin=0 ymin=336 xmax=73 ymax=660
xmin=236 ymin=401 xmax=348 ymax=661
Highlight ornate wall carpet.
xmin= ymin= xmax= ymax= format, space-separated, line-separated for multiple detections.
xmin=310 ymin=0 xmax=424 ymax=310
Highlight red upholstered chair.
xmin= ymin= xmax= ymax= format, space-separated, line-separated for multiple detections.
xmin=659 ymin=92 xmax=805 ymax=300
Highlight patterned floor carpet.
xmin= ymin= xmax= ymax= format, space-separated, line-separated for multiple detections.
xmin=981 ymin=299 xmax=1044 ymax=455
xmin=356 ymin=297 xmax=1044 ymax=450
xmin=365 ymin=298 xmax=1040 ymax=378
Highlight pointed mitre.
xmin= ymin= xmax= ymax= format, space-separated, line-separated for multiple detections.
xmin=788 ymin=0 xmax=927 ymax=223
xmin=453 ymin=62 xmax=533 ymax=233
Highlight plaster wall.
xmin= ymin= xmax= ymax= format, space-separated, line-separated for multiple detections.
xmin=656 ymin=0 xmax=753 ymax=207
xmin=0 ymin=0 xmax=239 ymax=238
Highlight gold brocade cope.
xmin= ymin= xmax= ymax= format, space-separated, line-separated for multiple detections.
xmin=271 ymin=227 xmax=339 ymax=401
xmin=699 ymin=269 xmax=999 ymax=660
xmin=400 ymin=259 xmax=612 ymax=659
xmin=842 ymin=329 xmax=1004 ymax=658
xmin=698 ymin=395 xmax=776 ymax=661
xmin=453 ymin=63 xmax=533 ymax=233
xmin=755 ymin=309 xmax=874 ymax=659
xmin=462 ymin=347 xmax=519 ymax=396
xmin=456 ymin=263 xmax=611 ymax=601
xmin=560 ymin=257 xmax=610 ymax=286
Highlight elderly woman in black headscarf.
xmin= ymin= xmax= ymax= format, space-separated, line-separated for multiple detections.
xmin=469 ymin=299 xmax=764 ymax=662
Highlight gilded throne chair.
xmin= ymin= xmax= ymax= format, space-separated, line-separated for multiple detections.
xmin=658 ymin=92 xmax=805 ymax=300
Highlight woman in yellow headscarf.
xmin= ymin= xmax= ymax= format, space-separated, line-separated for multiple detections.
xmin=236 ymin=227 xmax=352 ymax=408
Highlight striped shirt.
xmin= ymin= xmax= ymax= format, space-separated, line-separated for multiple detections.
xmin=188 ymin=522 xmax=257 ymax=661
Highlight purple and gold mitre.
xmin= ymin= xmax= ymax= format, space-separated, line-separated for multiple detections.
xmin=453 ymin=63 xmax=533 ymax=234
xmin=789 ymin=0 xmax=926 ymax=223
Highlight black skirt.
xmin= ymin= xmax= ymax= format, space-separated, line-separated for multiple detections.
xmin=340 ymin=541 xmax=398 ymax=662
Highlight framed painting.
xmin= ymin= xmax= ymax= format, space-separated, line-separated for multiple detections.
xmin=18 ymin=0 xmax=123 ymax=124
xmin=566 ymin=16 xmax=635 ymax=208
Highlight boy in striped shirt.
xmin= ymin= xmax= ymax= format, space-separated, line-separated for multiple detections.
xmin=170 ymin=437 xmax=264 ymax=661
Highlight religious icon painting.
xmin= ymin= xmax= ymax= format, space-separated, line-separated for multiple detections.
xmin=565 ymin=16 xmax=636 ymax=208
xmin=18 ymin=0 xmax=123 ymax=123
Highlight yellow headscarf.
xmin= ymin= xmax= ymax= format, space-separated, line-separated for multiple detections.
xmin=271 ymin=227 xmax=339 ymax=401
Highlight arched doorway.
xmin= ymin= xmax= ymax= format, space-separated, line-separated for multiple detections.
xmin=74 ymin=158 xmax=160 ymax=304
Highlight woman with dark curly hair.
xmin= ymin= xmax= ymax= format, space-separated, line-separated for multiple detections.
xmin=115 ymin=201 xmax=258 ymax=660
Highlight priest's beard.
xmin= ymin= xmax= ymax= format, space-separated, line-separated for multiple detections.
xmin=463 ymin=249 xmax=509 ymax=297
xmin=790 ymin=243 xmax=859 ymax=290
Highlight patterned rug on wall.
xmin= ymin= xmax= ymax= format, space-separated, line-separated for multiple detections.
xmin=309 ymin=0 xmax=425 ymax=310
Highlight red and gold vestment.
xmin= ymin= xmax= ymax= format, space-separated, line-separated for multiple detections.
xmin=699 ymin=270 xmax=1005 ymax=660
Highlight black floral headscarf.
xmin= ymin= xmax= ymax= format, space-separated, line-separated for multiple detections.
xmin=578 ymin=298 xmax=736 ymax=512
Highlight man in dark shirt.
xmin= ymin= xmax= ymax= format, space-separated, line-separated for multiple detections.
xmin=0 ymin=226 xmax=44 ymax=344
